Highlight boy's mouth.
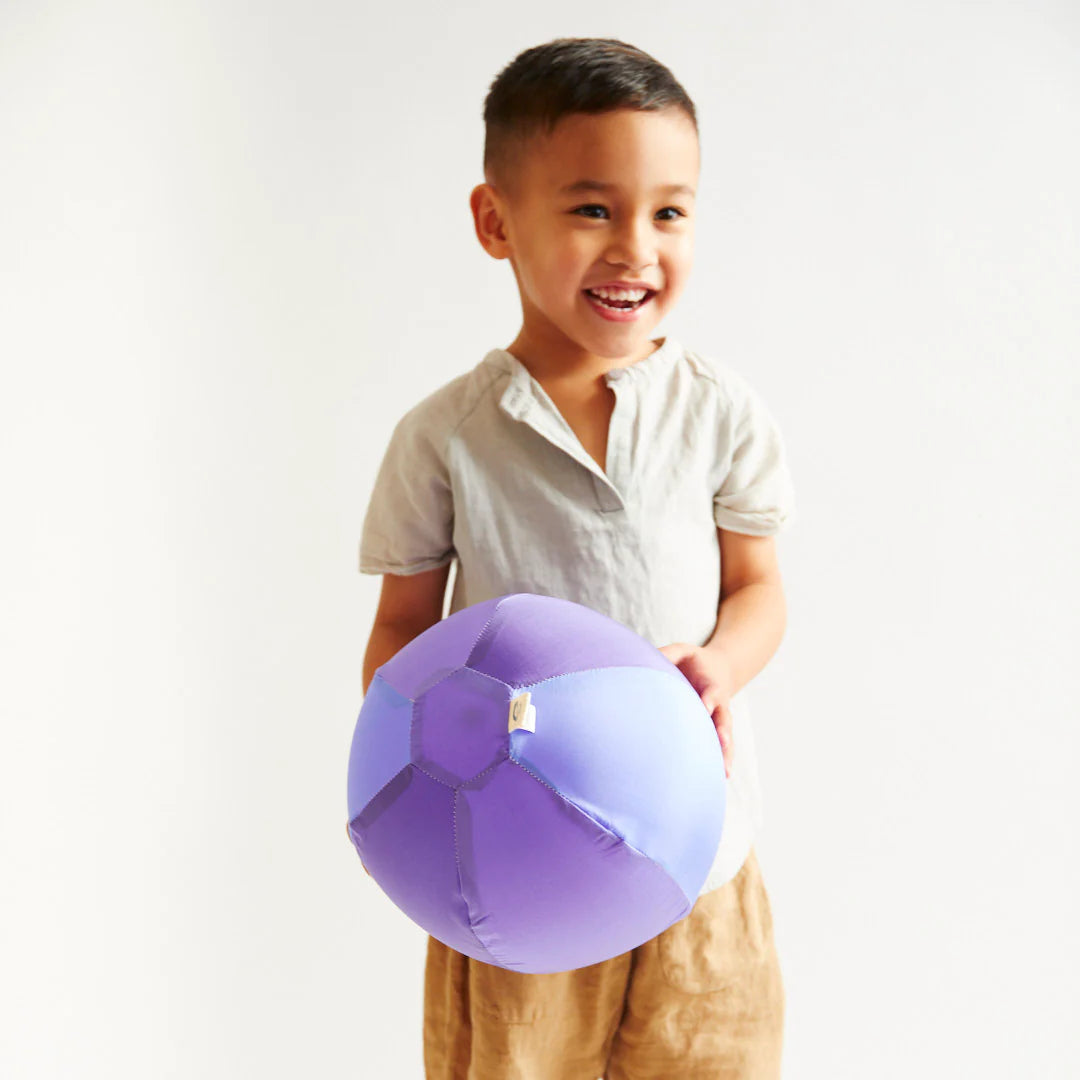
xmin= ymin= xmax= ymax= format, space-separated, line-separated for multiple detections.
xmin=583 ymin=287 xmax=656 ymax=319
xmin=582 ymin=287 xmax=657 ymax=313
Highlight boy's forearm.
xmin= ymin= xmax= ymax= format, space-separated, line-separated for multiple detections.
xmin=363 ymin=585 xmax=786 ymax=698
xmin=703 ymin=581 xmax=787 ymax=698
xmin=363 ymin=620 xmax=434 ymax=695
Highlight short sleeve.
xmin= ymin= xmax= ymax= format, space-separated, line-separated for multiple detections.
xmin=358 ymin=404 xmax=455 ymax=575
xmin=713 ymin=381 xmax=797 ymax=537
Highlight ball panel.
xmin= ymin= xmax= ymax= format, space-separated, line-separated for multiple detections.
xmin=454 ymin=759 xmax=692 ymax=974
xmin=347 ymin=673 xmax=414 ymax=822
xmin=349 ymin=764 xmax=483 ymax=958
xmin=413 ymin=666 xmax=511 ymax=785
xmin=377 ymin=594 xmax=504 ymax=700
xmin=512 ymin=666 xmax=726 ymax=903
xmin=468 ymin=593 xmax=674 ymax=687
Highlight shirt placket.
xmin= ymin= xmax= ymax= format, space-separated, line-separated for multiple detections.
xmin=499 ymin=371 xmax=630 ymax=513
xmin=600 ymin=369 xmax=633 ymax=513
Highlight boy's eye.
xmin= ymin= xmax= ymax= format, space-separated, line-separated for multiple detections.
xmin=571 ymin=204 xmax=687 ymax=221
xmin=570 ymin=204 xmax=611 ymax=219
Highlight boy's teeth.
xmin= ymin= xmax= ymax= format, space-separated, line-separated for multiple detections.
xmin=588 ymin=286 xmax=648 ymax=301
xmin=586 ymin=287 xmax=651 ymax=310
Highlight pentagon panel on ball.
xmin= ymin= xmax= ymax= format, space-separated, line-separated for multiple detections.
xmin=346 ymin=592 xmax=726 ymax=974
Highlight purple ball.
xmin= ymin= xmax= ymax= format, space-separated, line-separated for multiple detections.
xmin=346 ymin=592 xmax=725 ymax=973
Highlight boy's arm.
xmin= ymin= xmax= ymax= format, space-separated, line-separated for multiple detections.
xmin=362 ymin=562 xmax=452 ymax=695
xmin=659 ymin=528 xmax=787 ymax=775
xmin=703 ymin=528 xmax=787 ymax=697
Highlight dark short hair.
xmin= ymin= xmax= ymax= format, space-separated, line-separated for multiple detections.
xmin=482 ymin=38 xmax=698 ymax=199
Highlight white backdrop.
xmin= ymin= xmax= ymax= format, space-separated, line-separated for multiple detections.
xmin=2 ymin=2 xmax=1078 ymax=1077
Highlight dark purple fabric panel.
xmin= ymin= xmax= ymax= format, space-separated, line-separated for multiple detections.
xmin=412 ymin=665 xmax=511 ymax=787
xmin=348 ymin=764 xmax=489 ymax=960
xmin=468 ymin=593 xmax=675 ymax=687
xmin=455 ymin=760 xmax=691 ymax=973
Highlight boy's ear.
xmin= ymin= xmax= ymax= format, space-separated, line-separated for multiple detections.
xmin=470 ymin=183 xmax=511 ymax=260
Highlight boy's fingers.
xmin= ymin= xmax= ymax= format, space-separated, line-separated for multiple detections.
xmin=713 ymin=704 xmax=734 ymax=779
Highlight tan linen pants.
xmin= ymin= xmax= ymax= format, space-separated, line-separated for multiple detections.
xmin=423 ymin=848 xmax=785 ymax=1080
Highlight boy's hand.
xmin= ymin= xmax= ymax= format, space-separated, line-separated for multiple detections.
xmin=657 ymin=643 xmax=736 ymax=779
xmin=347 ymin=822 xmax=373 ymax=876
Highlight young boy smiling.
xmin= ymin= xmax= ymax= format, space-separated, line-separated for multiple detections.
xmin=359 ymin=37 xmax=796 ymax=1079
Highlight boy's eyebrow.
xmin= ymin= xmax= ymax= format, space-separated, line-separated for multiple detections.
xmin=558 ymin=179 xmax=696 ymax=198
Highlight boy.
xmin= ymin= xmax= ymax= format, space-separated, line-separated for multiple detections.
xmin=359 ymin=37 xmax=795 ymax=1080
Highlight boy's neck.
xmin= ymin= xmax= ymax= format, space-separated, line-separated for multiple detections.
xmin=505 ymin=335 xmax=665 ymax=386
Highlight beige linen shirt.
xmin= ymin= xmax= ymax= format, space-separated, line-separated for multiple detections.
xmin=358 ymin=335 xmax=797 ymax=895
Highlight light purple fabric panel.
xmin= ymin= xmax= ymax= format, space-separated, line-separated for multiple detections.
xmin=347 ymin=674 xmax=413 ymax=823
xmin=378 ymin=595 xmax=503 ymax=700
xmin=511 ymin=665 xmax=725 ymax=902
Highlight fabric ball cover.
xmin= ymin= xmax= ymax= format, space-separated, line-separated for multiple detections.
xmin=346 ymin=592 xmax=726 ymax=974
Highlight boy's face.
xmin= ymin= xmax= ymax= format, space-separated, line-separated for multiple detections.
xmin=472 ymin=107 xmax=699 ymax=372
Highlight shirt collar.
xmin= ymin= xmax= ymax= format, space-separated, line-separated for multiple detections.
xmin=490 ymin=336 xmax=682 ymax=421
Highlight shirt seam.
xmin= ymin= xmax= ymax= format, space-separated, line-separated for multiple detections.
xmin=442 ymin=364 xmax=509 ymax=461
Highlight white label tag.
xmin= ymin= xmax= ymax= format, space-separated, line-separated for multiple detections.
xmin=508 ymin=691 xmax=536 ymax=733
